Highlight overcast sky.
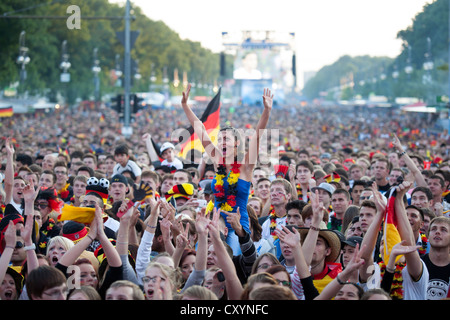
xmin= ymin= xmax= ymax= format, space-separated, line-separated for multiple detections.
xmin=110 ymin=0 xmax=432 ymax=86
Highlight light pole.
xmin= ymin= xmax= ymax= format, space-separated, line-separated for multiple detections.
xmin=60 ymin=40 xmax=71 ymax=82
xmin=114 ymin=54 xmax=122 ymax=87
xmin=92 ymin=48 xmax=101 ymax=105
xmin=423 ymin=37 xmax=433 ymax=84
xmin=405 ymin=45 xmax=413 ymax=80
xmin=16 ymin=31 xmax=30 ymax=85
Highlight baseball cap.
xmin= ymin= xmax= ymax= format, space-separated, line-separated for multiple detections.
xmin=343 ymin=236 xmax=363 ymax=248
xmin=311 ymin=182 xmax=336 ymax=196
xmin=160 ymin=142 xmax=175 ymax=153
xmin=110 ymin=174 xmax=128 ymax=186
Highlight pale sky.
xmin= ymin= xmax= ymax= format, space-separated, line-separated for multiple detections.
xmin=110 ymin=0 xmax=432 ymax=86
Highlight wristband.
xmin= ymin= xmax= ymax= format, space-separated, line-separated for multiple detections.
xmin=24 ymin=243 xmax=36 ymax=251
xmin=399 ymin=151 xmax=406 ymax=157
xmin=309 ymin=225 xmax=320 ymax=231
xmin=336 ymin=274 xmax=348 ymax=285
xmin=386 ymin=266 xmax=395 ymax=273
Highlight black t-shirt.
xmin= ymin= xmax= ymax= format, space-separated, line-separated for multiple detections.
xmin=421 ymin=254 xmax=450 ymax=300
xmin=377 ymin=182 xmax=391 ymax=194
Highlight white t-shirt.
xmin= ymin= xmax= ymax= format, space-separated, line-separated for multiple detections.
xmin=261 ymin=216 xmax=287 ymax=240
xmin=402 ymin=260 xmax=429 ymax=300
xmin=161 ymin=157 xmax=183 ymax=170
xmin=112 ymin=160 xmax=142 ymax=178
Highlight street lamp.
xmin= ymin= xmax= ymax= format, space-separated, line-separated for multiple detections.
xmin=423 ymin=37 xmax=433 ymax=84
xmin=405 ymin=45 xmax=413 ymax=78
xmin=16 ymin=31 xmax=30 ymax=84
xmin=114 ymin=54 xmax=122 ymax=87
xmin=134 ymin=58 xmax=141 ymax=81
xmin=60 ymin=40 xmax=71 ymax=83
xmin=92 ymin=48 xmax=101 ymax=104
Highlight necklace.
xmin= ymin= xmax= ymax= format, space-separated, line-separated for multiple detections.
xmin=214 ymin=159 xmax=241 ymax=212
xmin=269 ymin=206 xmax=286 ymax=240
xmin=418 ymin=233 xmax=428 ymax=256
xmin=296 ymin=184 xmax=310 ymax=203
xmin=379 ymin=261 xmax=405 ymax=299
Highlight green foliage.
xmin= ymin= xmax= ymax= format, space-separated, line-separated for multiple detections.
xmin=0 ymin=0 xmax=225 ymax=103
xmin=303 ymin=0 xmax=449 ymax=102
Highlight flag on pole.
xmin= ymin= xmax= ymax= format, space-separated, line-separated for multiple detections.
xmin=178 ymin=88 xmax=221 ymax=160
xmin=0 ymin=106 xmax=13 ymax=117
xmin=383 ymin=187 xmax=402 ymax=265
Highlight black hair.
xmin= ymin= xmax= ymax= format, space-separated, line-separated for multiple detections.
xmin=114 ymin=144 xmax=129 ymax=156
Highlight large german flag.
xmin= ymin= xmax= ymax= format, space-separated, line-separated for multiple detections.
xmin=178 ymin=88 xmax=221 ymax=160
xmin=0 ymin=106 xmax=13 ymax=117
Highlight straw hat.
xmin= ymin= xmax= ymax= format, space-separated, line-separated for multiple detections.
xmin=298 ymin=227 xmax=342 ymax=263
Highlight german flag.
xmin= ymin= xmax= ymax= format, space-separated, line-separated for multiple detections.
xmin=178 ymin=88 xmax=221 ymax=160
xmin=383 ymin=188 xmax=402 ymax=265
xmin=0 ymin=106 xmax=13 ymax=117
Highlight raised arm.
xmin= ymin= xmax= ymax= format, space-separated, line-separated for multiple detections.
xmin=359 ymin=184 xmax=385 ymax=282
xmin=4 ymin=138 xmax=14 ymax=204
xmin=58 ymin=205 xmax=99 ymax=268
xmin=142 ymin=133 xmax=161 ymax=164
xmin=22 ymin=179 xmax=39 ymax=273
xmin=302 ymin=190 xmax=325 ymax=265
xmin=315 ymin=243 xmax=365 ymax=300
xmin=246 ymin=88 xmax=273 ymax=167
xmin=95 ymin=205 xmax=122 ymax=268
xmin=207 ymin=208 xmax=243 ymax=300
xmin=392 ymin=133 xmax=427 ymax=187
xmin=181 ymin=84 xmax=221 ymax=165
xmin=394 ymin=181 xmax=424 ymax=281
xmin=0 ymin=222 xmax=18 ymax=285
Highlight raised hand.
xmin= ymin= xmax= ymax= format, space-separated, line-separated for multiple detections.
xmin=132 ymin=181 xmax=153 ymax=202
xmin=275 ymin=225 xmax=301 ymax=249
xmin=391 ymin=133 xmax=403 ymax=152
xmin=262 ymin=88 xmax=274 ymax=109
xmin=181 ymin=83 xmax=192 ymax=106
xmin=4 ymin=137 xmax=14 ymax=157
xmin=175 ymin=221 xmax=189 ymax=249
xmin=22 ymin=177 xmax=39 ymax=204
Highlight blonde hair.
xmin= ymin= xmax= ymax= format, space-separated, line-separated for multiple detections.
xmin=145 ymin=261 xmax=183 ymax=292
xmin=46 ymin=236 xmax=74 ymax=256
xmin=107 ymin=280 xmax=145 ymax=300
xmin=179 ymin=285 xmax=218 ymax=300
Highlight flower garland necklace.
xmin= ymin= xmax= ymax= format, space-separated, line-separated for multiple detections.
xmin=214 ymin=158 xmax=241 ymax=212
xmin=379 ymin=261 xmax=405 ymax=300
xmin=296 ymin=184 xmax=310 ymax=203
xmin=268 ymin=206 xmax=282 ymax=240
xmin=418 ymin=233 xmax=428 ymax=256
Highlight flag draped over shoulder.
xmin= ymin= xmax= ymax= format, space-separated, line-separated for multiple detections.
xmin=178 ymin=88 xmax=221 ymax=159
xmin=383 ymin=187 xmax=402 ymax=265
xmin=0 ymin=106 xmax=13 ymax=117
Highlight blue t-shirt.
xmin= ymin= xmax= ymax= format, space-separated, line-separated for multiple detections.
xmin=211 ymin=173 xmax=251 ymax=233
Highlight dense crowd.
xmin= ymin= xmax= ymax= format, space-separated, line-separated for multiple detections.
xmin=0 ymin=89 xmax=449 ymax=301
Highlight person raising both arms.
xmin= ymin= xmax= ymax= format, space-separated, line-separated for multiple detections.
xmin=181 ymin=83 xmax=273 ymax=255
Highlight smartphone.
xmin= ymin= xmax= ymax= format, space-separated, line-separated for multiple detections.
xmin=116 ymin=200 xmax=134 ymax=218
xmin=195 ymin=199 xmax=207 ymax=208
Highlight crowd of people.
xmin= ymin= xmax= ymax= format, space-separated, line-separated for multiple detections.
xmin=0 ymin=85 xmax=449 ymax=302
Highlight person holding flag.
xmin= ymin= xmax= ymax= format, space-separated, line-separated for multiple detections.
xmin=359 ymin=179 xmax=428 ymax=299
xmin=181 ymin=83 xmax=273 ymax=255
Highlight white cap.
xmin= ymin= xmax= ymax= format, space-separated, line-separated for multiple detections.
xmin=160 ymin=142 xmax=175 ymax=153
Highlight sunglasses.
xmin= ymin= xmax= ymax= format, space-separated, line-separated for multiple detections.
xmin=15 ymin=241 xmax=24 ymax=249
xmin=35 ymin=202 xmax=49 ymax=209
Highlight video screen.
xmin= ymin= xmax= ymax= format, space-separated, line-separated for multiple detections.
xmin=233 ymin=47 xmax=294 ymax=90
